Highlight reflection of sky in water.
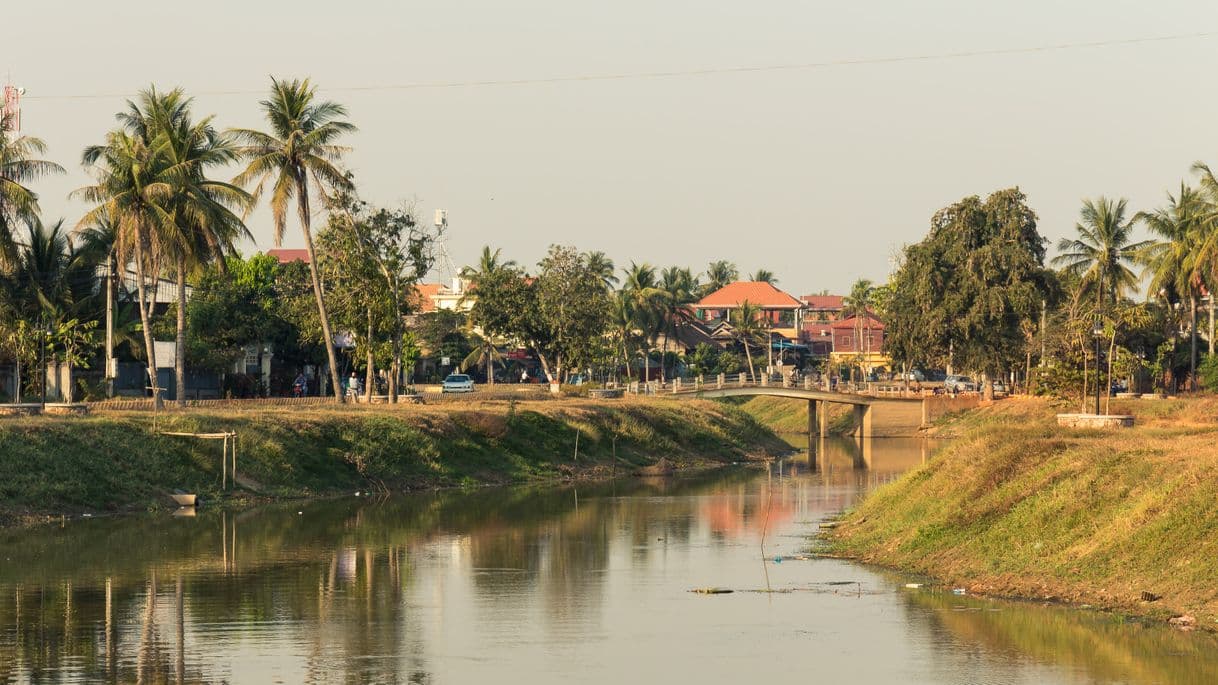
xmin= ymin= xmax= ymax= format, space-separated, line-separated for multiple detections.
xmin=0 ymin=438 xmax=1215 ymax=684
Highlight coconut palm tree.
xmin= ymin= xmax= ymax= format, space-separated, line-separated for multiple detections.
xmin=461 ymin=246 xmax=516 ymax=288
xmin=0 ymin=112 xmax=65 ymax=267
xmin=749 ymin=269 xmax=777 ymax=285
xmin=843 ymin=278 xmax=874 ymax=381
xmin=75 ymin=129 xmax=178 ymax=402
xmin=703 ymin=260 xmax=738 ymax=296
xmin=1054 ymin=197 xmax=1151 ymax=312
xmin=621 ymin=262 xmax=664 ymax=379
xmin=730 ymin=300 xmax=765 ymax=380
xmin=608 ymin=290 xmax=639 ymax=381
xmin=585 ymin=250 xmax=618 ymax=290
xmin=1137 ymin=183 xmax=1207 ymax=390
xmin=658 ymin=266 xmax=699 ymax=380
xmin=232 ymin=78 xmax=355 ymax=401
xmin=461 ymin=329 xmax=503 ymax=386
xmin=121 ymin=88 xmax=252 ymax=406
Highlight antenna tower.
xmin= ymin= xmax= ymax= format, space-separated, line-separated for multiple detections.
xmin=433 ymin=209 xmax=457 ymax=285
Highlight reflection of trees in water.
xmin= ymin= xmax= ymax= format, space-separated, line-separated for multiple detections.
xmin=0 ymin=466 xmax=798 ymax=682
xmin=898 ymin=582 xmax=1218 ymax=685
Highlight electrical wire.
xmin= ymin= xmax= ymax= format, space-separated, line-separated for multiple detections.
xmin=20 ymin=30 xmax=1218 ymax=101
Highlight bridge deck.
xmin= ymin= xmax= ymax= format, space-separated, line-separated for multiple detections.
xmin=674 ymin=385 xmax=918 ymax=406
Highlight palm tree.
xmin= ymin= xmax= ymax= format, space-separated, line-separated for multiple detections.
xmin=843 ymin=278 xmax=874 ymax=382
xmin=75 ymin=129 xmax=178 ymax=403
xmin=1188 ymin=162 xmax=1218 ymax=355
xmin=608 ymin=290 xmax=638 ymax=381
xmin=461 ymin=246 xmax=517 ymax=288
xmin=585 ymin=251 xmax=618 ymax=290
xmin=621 ymin=262 xmax=664 ymax=379
xmin=658 ymin=266 xmax=699 ymax=380
xmin=703 ymin=260 xmax=738 ymax=296
xmin=0 ymin=112 xmax=65 ymax=267
xmin=121 ymin=88 xmax=252 ymax=406
xmin=232 ymin=78 xmax=356 ymax=401
xmin=749 ymin=269 xmax=777 ymax=284
xmin=730 ymin=301 xmax=765 ymax=380
xmin=1054 ymin=197 xmax=1150 ymax=312
xmin=461 ymin=329 xmax=503 ymax=386
xmin=1137 ymin=184 xmax=1206 ymax=391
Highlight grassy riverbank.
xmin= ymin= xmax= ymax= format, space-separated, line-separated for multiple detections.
xmin=0 ymin=397 xmax=786 ymax=524
xmin=830 ymin=396 xmax=1218 ymax=626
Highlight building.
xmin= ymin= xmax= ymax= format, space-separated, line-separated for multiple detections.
xmin=411 ymin=278 xmax=473 ymax=314
xmin=691 ymin=281 xmax=804 ymax=341
xmin=267 ymin=248 xmax=311 ymax=264
xmin=800 ymin=294 xmax=845 ymax=323
xmin=829 ymin=315 xmax=888 ymax=372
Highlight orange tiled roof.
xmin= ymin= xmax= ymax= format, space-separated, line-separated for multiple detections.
xmin=801 ymin=295 xmax=844 ymax=310
xmin=267 ymin=248 xmax=310 ymax=264
xmin=412 ymin=283 xmax=444 ymax=313
xmin=694 ymin=281 xmax=802 ymax=309
xmin=831 ymin=315 xmax=885 ymax=330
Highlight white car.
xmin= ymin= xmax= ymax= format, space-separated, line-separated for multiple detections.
xmin=441 ymin=374 xmax=475 ymax=393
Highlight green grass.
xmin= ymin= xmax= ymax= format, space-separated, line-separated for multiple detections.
xmin=831 ymin=395 xmax=1218 ymax=623
xmin=0 ymin=397 xmax=786 ymax=521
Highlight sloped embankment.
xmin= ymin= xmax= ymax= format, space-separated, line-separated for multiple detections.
xmin=830 ymin=396 xmax=1218 ymax=624
xmin=0 ymin=397 xmax=785 ymax=523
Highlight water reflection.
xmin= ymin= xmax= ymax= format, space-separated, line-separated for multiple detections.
xmin=0 ymin=440 xmax=1212 ymax=684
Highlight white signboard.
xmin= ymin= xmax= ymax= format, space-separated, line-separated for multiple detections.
xmin=154 ymin=341 xmax=176 ymax=369
xmin=441 ymin=356 xmax=451 ymax=366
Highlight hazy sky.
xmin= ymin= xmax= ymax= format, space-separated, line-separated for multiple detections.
xmin=8 ymin=1 xmax=1218 ymax=295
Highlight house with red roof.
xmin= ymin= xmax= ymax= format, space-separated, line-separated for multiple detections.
xmin=830 ymin=314 xmax=888 ymax=371
xmin=691 ymin=281 xmax=804 ymax=341
xmin=267 ymin=248 xmax=311 ymax=264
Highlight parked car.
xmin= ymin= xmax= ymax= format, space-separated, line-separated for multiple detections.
xmin=991 ymin=379 xmax=1008 ymax=394
xmin=924 ymin=370 xmax=947 ymax=382
xmin=944 ymin=374 xmax=976 ymax=393
xmin=898 ymin=369 xmax=926 ymax=382
xmin=441 ymin=373 xmax=475 ymax=393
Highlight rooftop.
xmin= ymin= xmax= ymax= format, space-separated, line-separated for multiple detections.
xmin=695 ymin=281 xmax=802 ymax=309
xmin=801 ymin=295 xmax=844 ymax=310
xmin=267 ymin=248 xmax=310 ymax=265
xmin=831 ymin=315 xmax=885 ymax=330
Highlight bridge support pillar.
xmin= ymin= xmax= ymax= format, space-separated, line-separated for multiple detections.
xmin=853 ymin=404 xmax=873 ymax=439
xmin=807 ymin=400 xmax=818 ymax=438
xmin=717 ymin=373 xmax=725 ymax=389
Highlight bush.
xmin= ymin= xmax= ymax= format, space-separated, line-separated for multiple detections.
xmin=1199 ymin=354 xmax=1218 ymax=391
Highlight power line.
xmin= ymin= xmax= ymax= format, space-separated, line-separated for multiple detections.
xmin=20 ymin=30 xmax=1218 ymax=101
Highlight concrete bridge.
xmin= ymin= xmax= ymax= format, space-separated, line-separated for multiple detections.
xmin=627 ymin=374 xmax=957 ymax=439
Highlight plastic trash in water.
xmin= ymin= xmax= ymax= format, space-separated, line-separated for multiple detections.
xmin=952 ymin=588 xmax=966 ymax=595
xmin=904 ymin=583 xmax=923 ymax=589
xmin=774 ymin=556 xmax=782 ymax=563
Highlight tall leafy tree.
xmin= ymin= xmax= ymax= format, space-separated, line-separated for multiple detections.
xmin=232 ymin=77 xmax=356 ymax=400
xmin=843 ymin=278 xmax=874 ymax=380
xmin=0 ymin=112 xmax=65 ymax=267
xmin=886 ymin=188 xmax=1051 ymax=398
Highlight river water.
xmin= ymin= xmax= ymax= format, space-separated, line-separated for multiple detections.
xmin=1 ymin=438 xmax=1216 ymax=684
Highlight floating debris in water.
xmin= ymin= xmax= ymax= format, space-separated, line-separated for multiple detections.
xmin=952 ymin=588 xmax=967 ymax=595
xmin=690 ymin=587 xmax=734 ymax=595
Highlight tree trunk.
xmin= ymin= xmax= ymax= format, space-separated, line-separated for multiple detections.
xmin=743 ymin=341 xmax=756 ymax=381
xmin=487 ymin=348 xmax=494 ymax=387
xmin=1190 ymin=294 xmax=1198 ymax=392
xmin=175 ymin=255 xmax=187 ymax=408
xmin=364 ymin=305 xmax=374 ymax=404
xmin=389 ymin=334 xmax=401 ymax=403
xmin=297 ymin=186 xmax=343 ymax=402
xmin=133 ymin=242 xmax=161 ymax=409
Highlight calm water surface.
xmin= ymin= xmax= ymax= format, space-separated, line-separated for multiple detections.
xmin=1 ymin=438 xmax=1215 ymax=684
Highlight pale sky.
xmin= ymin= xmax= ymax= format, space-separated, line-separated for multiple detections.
xmin=8 ymin=1 xmax=1218 ymax=295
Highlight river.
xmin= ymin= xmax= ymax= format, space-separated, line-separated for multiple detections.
xmin=1 ymin=437 xmax=1215 ymax=684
